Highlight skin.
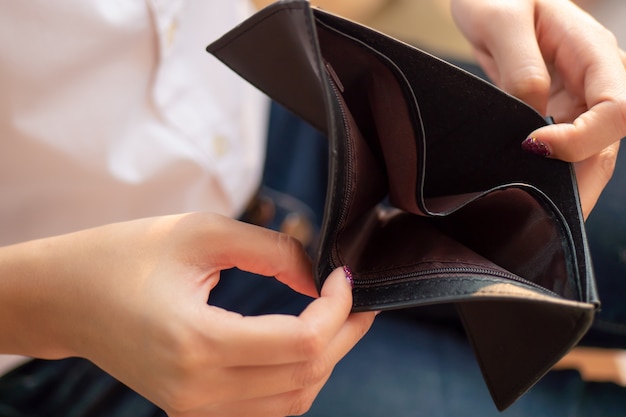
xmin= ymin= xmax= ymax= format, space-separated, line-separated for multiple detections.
xmin=0 ymin=213 xmax=375 ymax=417
xmin=1 ymin=1 xmax=626 ymax=416
xmin=450 ymin=0 xmax=626 ymax=218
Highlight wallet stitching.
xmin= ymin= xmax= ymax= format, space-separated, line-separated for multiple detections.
xmin=352 ymin=276 xmax=556 ymax=306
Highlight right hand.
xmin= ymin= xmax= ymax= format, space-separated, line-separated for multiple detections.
xmin=0 ymin=213 xmax=375 ymax=416
xmin=450 ymin=0 xmax=626 ymax=218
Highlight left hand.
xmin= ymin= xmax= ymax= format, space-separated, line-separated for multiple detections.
xmin=450 ymin=0 xmax=626 ymax=217
xmin=0 ymin=213 xmax=375 ymax=417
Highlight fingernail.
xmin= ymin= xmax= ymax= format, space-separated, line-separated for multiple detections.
xmin=521 ymin=136 xmax=551 ymax=157
xmin=343 ymin=265 xmax=354 ymax=288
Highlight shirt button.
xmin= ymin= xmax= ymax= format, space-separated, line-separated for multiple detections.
xmin=166 ymin=19 xmax=178 ymax=47
xmin=212 ymin=135 xmax=229 ymax=157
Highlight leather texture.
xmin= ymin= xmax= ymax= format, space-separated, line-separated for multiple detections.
xmin=207 ymin=0 xmax=598 ymax=410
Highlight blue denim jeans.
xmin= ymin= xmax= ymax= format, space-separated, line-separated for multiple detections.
xmin=582 ymin=147 xmax=626 ymax=348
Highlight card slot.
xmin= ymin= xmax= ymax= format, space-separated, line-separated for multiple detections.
xmin=335 ymin=205 xmax=567 ymax=297
xmin=317 ymin=21 xmax=426 ymax=216
xmin=432 ymin=187 xmax=579 ymax=300
xmin=337 ymin=206 xmax=516 ymax=279
xmin=329 ymin=184 xmax=577 ymax=299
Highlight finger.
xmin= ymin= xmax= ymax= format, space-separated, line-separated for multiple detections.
xmin=201 ymin=214 xmax=318 ymax=297
xmin=212 ymin=309 xmax=375 ymax=402
xmin=198 ymin=387 xmax=318 ymax=417
xmin=522 ymin=7 xmax=626 ymax=161
xmin=527 ymin=96 xmax=626 ymax=162
xmin=206 ymin=267 xmax=354 ymax=366
xmin=489 ymin=26 xmax=550 ymax=112
xmin=459 ymin=2 xmax=551 ymax=113
xmin=470 ymin=49 xmax=499 ymax=85
xmin=197 ymin=308 xmax=375 ymax=415
xmin=216 ymin=382 xmax=338 ymax=417
xmin=574 ymin=141 xmax=620 ymax=218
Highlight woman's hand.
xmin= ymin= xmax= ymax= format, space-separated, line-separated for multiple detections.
xmin=0 ymin=213 xmax=375 ymax=416
xmin=450 ymin=0 xmax=626 ymax=217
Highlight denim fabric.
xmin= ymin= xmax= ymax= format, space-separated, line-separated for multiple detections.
xmin=582 ymin=146 xmax=626 ymax=348
xmin=0 ymin=358 xmax=166 ymax=417
xmin=307 ymin=313 xmax=626 ymax=417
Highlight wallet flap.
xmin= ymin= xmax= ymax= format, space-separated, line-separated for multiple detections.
xmin=207 ymin=0 xmax=329 ymax=133
xmin=458 ymin=299 xmax=595 ymax=410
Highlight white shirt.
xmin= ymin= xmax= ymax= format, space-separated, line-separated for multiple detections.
xmin=0 ymin=0 xmax=266 ymax=373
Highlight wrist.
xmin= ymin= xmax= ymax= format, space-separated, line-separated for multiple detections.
xmin=0 ymin=236 xmax=78 ymax=359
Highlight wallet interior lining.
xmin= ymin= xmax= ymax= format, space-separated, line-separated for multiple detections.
xmin=316 ymin=22 xmax=578 ymax=300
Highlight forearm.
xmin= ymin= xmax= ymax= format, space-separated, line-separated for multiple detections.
xmin=0 ymin=237 xmax=73 ymax=359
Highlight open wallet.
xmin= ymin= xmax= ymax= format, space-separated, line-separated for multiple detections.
xmin=207 ymin=0 xmax=599 ymax=411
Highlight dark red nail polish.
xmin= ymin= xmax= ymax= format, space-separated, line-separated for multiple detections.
xmin=521 ymin=137 xmax=551 ymax=157
xmin=343 ymin=265 xmax=353 ymax=288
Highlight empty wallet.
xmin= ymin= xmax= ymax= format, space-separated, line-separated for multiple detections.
xmin=207 ymin=0 xmax=598 ymax=411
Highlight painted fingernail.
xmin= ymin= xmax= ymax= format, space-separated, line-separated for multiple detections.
xmin=343 ymin=265 xmax=354 ymax=288
xmin=521 ymin=136 xmax=551 ymax=157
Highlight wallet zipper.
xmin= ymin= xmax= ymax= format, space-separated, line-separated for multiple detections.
xmin=326 ymin=70 xmax=354 ymax=242
xmin=355 ymin=266 xmax=559 ymax=297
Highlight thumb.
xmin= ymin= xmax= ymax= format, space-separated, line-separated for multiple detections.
xmin=523 ymin=101 xmax=625 ymax=162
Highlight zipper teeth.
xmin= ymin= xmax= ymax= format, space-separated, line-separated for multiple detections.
xmin=328 ymin=79 xmax=353 ymax=270
xmin=355 ymin=267 xmax=558 ymax=296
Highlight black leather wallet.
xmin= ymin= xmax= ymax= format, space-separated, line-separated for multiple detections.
xmin=207 ymin=0 xmax=598 ymax=410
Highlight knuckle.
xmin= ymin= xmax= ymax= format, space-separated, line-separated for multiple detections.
xmin=287 ymin=390 xmax=317 ymax=416
xmin=560 ymin=140 xmax=586 ymax=163
xmin=275 ymin=231 xmax=305 ymax=259
xmin=295 ymin=325 xmax=325 ymax=360
xmin=355 ymin=312 xmax=377 ymax=337
xmin=598 ymin=24 xmax=618 ymax=48
xmin=293 ymin=357 xmax=331 ymax=388
xmin=156 ymin=335 xmax=221 ymax=413
xmin=170 ymin=339 xmax=203 ymax=374
xmin=505 ymin=71 xmax=550 ymax=102
xmin=597 ymin=143 xmax=619 ymax=185
xmin=616 ymin=96 xmax=626 ymax=135
xmin=160 ymin=386 xmax=195 ymax=416
xmin=474 ymin=1 xmax=513 ymax=24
